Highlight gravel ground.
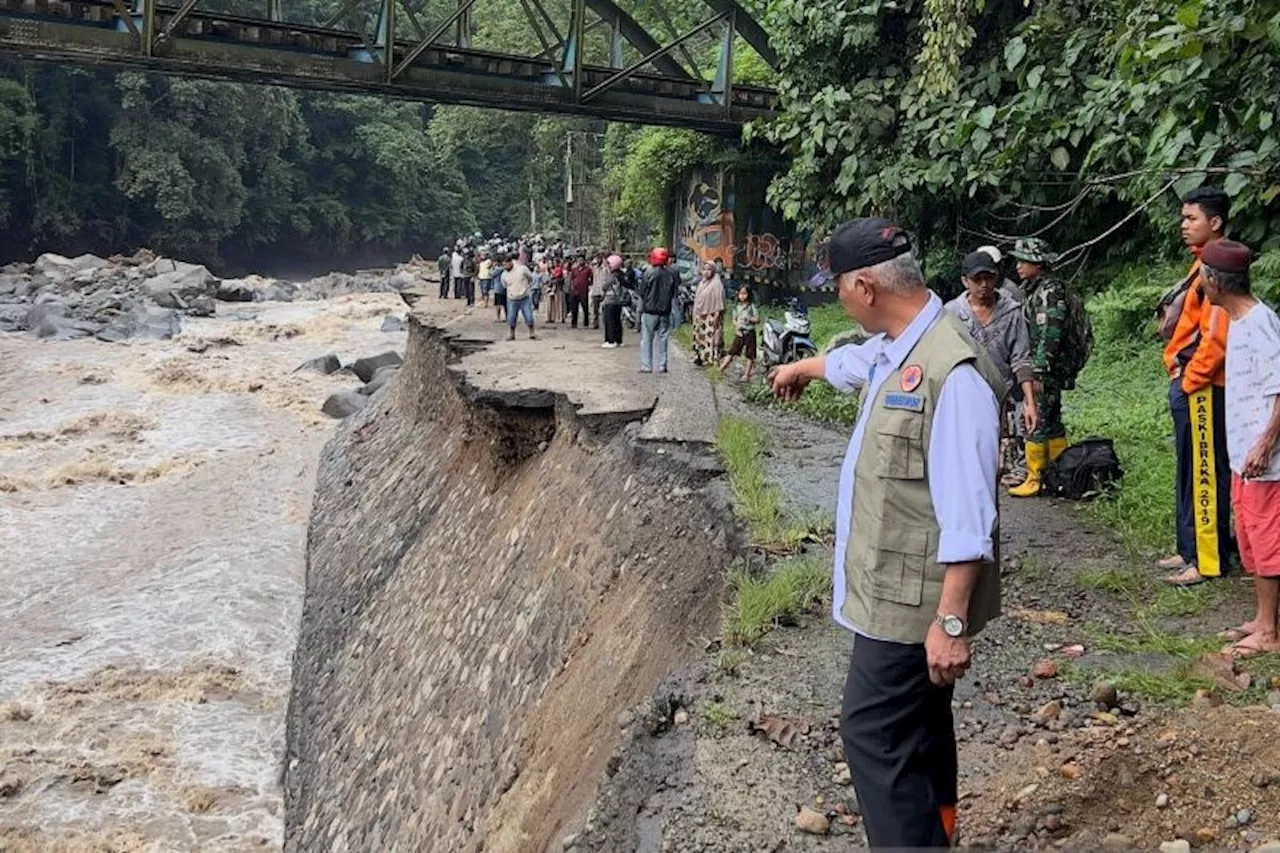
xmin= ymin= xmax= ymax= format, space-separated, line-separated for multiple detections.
xmin=576 ymin=373 xmax=1280 ymax=853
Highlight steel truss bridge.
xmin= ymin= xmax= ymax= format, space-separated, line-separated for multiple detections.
xmin=0 ymin=0 xmax=777 ymax=132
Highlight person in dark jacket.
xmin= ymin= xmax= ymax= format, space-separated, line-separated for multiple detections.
xmin=568 ymin=258 xmax=592 ymax=329
xmin=638 ymin=247 xmax=677 ymax=373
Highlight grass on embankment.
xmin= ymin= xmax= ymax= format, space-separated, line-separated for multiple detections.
xmin=715 ymin=414 xmax=834 ymax=647
xmin=715 ymin=415 xmax=828 ymax=550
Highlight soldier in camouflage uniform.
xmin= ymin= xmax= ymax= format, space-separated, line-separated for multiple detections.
xmin=1008 ymin=238 xmax=1070 ymax=497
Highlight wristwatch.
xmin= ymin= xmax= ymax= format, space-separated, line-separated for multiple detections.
xmin=935 ymin=613 xmax=966 ymax=638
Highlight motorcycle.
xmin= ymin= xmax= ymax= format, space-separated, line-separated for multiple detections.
xmin=761 ymin=298 xmax=818 ymax=368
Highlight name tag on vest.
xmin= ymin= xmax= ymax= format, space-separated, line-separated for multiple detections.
xmin=883 ymin=392 xmax=925 ymax=412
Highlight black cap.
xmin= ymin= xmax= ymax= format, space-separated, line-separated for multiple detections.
xmin=961 ymin=250 xmax=1000 ymax=278
xmin=828 ymin=218 xmax=913 ymax=278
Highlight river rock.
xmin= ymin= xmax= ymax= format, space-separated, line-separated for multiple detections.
xmin=322 ymin=391 xmax=369 ymax=419
xmin=1160 ymin=841 xmax=1190 ymax=853
xmin=295 ymin=354 xmax=342 ymax=375
xmin=95 ymin=304 xmax=181 ymax=342
xmin=380 ymin=315 xmax=407 ymax=332
xmin=143 ymin=260 xmax=217 ymax=309
xmin=796 ymin=807 xmax=829 ymax=835
xmin=1091 ymin=680 xmax=1119 ymax=708
xmin=1102 ymin=832 xmax=1133 ymax=849
xmin=351 ymin=351 xmax=403 ymax=383
xmin=358 ymin=365 xmax=400 ymax=396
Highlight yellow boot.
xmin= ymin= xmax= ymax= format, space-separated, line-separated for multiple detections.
xmin=1048 ymin=436 xmax=1069 ymax=462
xmin=1009 ymin=441 xmax=1048 ymax=497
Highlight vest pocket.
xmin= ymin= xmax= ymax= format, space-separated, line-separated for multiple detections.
xmin=871 ymin=527 xmax=928 ymax=606
xmin=875 ymin=415 xmax=925 ymax=480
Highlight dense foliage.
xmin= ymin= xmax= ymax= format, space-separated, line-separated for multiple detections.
xmin=754 ymin=0 xmax=1280 ymax=265
xmin=0 ymin=60 xmax=595 ymax=270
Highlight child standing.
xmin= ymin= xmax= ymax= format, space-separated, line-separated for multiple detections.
xmin=719 ymin=286 xmax=759 ymax=381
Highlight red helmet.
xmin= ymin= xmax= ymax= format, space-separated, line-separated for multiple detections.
xmin=648 ymin=247 xmax=670 ymax=266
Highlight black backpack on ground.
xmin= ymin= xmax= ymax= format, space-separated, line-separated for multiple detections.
xmin=1041 ymin=438 xmax=1122 ymax=500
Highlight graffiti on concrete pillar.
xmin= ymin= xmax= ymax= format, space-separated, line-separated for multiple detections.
xmin=741 ymin=232 xmax=787 ymax=271
xmin=676 ymin=178 xmax=735 ymax=270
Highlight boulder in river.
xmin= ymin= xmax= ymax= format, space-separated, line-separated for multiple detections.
xmin=351 ymin=351 xmax=403 ymax=383
xmin=95 ymin=304 xmax=181 ymax=342
xmin=358 ymin=364 xmax=399 ymax=396
xmin=295 ymin=354 xmax=342 ymax=375
xmin=380 ymin=315 xmax=406 ymax=332
xmin=143 ymin=260 xmax=218 ymax=309
xmin=322 ymin=390 xmax=369 ymax=419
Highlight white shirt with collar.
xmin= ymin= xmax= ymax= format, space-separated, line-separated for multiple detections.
xmin=824 ymin=291 xmax=1001 ymax=638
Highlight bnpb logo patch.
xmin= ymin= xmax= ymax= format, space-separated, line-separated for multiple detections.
xmin=900 ymin=365 xmax=923 ymax=392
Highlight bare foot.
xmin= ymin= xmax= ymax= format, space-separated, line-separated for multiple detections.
xmin=1227 ymin=631 xmax=1280 ymax=658
xmin=1218 ymin=620 xmax=1262 ymax=642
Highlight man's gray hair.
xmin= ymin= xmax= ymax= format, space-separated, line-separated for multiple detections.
xmin=865 ymin=252 xmax=925 ymax=293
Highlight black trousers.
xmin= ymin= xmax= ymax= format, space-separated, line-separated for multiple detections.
xmin=841 ymin=635 xmax=956 ymax=849
xmin=453 ymin=276 xmax=465 ymax=299
xmin=567 ymin=293 xmax=588 ymax=328
xmin=439 ymin=275 xmax=449 ymax=298
xmin=464 ymin=277 xmax=475 ymax=306
xmin=1169 ymin=379 xmax=1233 ymax=575
xmin=603 ymin=303 xmax=623 ymax=344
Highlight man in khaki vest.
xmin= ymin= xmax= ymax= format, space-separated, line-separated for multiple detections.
xmin=770 ymin=218 xmax=1005 ymax=848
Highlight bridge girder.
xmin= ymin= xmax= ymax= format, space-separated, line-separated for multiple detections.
xmin=0 ymin=0 xmax=777 ymax=131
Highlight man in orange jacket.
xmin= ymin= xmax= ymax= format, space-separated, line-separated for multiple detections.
xmin=1159 ymin=186 xmax=1235 ymax=586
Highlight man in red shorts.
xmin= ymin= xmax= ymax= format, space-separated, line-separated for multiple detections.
xmin=1200 ymin=239 xmax=1280 ymax=656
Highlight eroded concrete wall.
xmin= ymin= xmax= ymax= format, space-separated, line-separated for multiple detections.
xmin=284 ymin=318 xmax=734 ymax=851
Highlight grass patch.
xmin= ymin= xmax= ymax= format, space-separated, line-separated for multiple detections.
xmin=721 ymin=557 xmax=831 ymax=647
xmin=715 ymin=648 xmax=747 ymax=677
xmin=715 ymin=415 xmax=820 ymax=548
xmin=1062 ymin=659 xmax=1213 ymax=705
xmin=1076 ymin=566 xmax=1150 ymax=597
xmin=1138 ymin=582 xmax=1224 ymax=619
xmin=703 ymin=700 xmax=737 ymax=731
xmin=1084 ymin=622 xmax=1220 ymax=658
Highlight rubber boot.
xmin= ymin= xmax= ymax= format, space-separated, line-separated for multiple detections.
xmin=1047 ymin=436 xmax=1069 ymax=462
xmin=1009 ymin=441 xmax=1048 ymax=497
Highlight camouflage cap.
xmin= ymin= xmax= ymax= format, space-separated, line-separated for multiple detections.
xmin=1010 ymin=237 xmax=1056 ymax=264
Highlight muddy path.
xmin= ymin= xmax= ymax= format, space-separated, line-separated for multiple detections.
xmin=0 ymin=294 xmax=412 ymax=851
xmin=579 ymin=375 xmax=1280 ymax=853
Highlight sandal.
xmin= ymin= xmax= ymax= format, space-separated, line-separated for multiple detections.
xmin=1162 ymin=566 xmax=1206 ymax=587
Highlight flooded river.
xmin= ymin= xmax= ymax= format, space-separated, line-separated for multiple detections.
xmin=0 ymin=293 xmax=408 ymax=851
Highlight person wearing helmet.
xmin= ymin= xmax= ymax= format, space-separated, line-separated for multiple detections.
xmin=638 ymin=248 xmax=677 ymax=373
xmin=1007 ymin=237 xmax=1069 ymax=497
xmin=601 ymin=254 xmax=627 ymax=348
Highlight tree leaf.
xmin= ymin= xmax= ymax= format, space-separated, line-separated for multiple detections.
xmin=1175 ymin=0 xmax=1202 ymax=29
xmin=971 ymin=128 xmax=992 ymax=153
xmin=1050 ymin=146 xmax=1070 ymax=170
xmin=1027 ymin=65 xmax=1044 ymax=89
xmin=1005 ymin=37 xmax=1027 ymax=71
xmin=976 ymin=105 xmax=997 ymax=130
xmin=1223 ymin=172 xmax=1249 ymax=196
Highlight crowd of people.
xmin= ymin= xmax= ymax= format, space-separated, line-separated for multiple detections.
xmin=435 ymin=234 xmax=689 ymax=370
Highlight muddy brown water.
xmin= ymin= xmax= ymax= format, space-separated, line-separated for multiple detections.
xmin=0 ymin=294 xmax=411 ymax=850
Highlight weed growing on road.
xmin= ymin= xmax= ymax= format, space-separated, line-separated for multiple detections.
xmin=1084 ymin=622 xmax=1220 ymax=659
xmin=715 ymin=415 xmax=820 ymax=549
xmin=721 ymin=557 xmax=831 ymax=647
xmin=1137 ymin=583 xmax=1225 ymax=619
xmin=703 ymin=700 xmax=737 ymax=732
xmin=1076 ymin=566 xmax=1149 ymax=597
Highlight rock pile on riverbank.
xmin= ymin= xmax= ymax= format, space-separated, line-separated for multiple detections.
xmin=0 ymin=250 xmax=429 ymax=343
